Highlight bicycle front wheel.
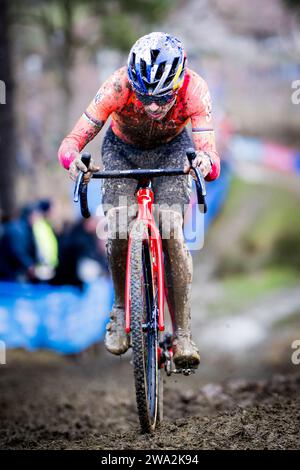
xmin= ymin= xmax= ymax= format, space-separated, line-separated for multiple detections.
xmin=130 ymin=221 xmax=160 ymax=433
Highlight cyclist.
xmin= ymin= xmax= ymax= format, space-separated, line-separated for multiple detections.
xmin=58 ymin=32 xmax=220 ymax=369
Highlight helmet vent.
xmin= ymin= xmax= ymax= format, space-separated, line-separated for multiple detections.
xmin=169 ymin=57 xmax=180 ymax=77
xmin=164 ymin=74 xmax=174 ymax=88
xmin=150 ymin=49 xmax=160 ymax=65
xmin=140 ymin=58 xmax=147 ymax=78
xmin=155 ymin=61 xmax=166 ymax=81
xmin=163 ymin=57 xmax=181 ymax=87
xmin=131 ymin=52 xmax=136 ymax=67
xmin=130 ymin=53 xmax=137 ymax=79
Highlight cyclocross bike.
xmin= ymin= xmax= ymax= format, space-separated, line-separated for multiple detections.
xmin=74 ymin=149 xmax=207 ymax=433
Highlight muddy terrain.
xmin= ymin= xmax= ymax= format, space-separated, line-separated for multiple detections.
xmin=0 ymin=347 xmax=299 ymax=450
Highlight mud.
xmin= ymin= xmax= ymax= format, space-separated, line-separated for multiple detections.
xmin=0 ymin=347 xmax=299 ymax=450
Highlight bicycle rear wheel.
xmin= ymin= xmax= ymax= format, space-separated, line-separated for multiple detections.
xmin=130 ymin=221 xmax=161 ymax=433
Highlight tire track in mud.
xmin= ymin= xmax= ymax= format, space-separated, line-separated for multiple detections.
xmin=0 ymin=348 xmax=299 ymax=450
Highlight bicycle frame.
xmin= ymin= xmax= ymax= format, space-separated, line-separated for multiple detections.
xmin=125 ymin=186 xmax=165 ymax=333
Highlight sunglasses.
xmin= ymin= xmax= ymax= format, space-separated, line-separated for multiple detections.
xmin=136 ymin=92 xmax=176 ymax=106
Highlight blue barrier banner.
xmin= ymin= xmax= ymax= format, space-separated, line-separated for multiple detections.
xmin=0 ymin=278 xmax=113 ymax=354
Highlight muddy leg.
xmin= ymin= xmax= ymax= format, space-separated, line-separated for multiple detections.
xmin=159 ymin=209 xmax=200 ymax=368
xmin=104 ymin=205 xmax=136 ymax=355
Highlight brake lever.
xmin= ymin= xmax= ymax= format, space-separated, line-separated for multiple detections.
xmin=73 ymin=152 xmax=91 ymax=218
xmin=192 ymin=166 xmax=207 ymax=213
xmin=186 ymin=148 xmax=207 ymax=214
xmin=73 ymin=172 xmax=83 ymax=203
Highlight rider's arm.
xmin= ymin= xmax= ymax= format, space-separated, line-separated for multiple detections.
xmin=188 ymin=74 xmax=220 ymax=181
xmin=58 ymin=67 xmax=130 ymax=170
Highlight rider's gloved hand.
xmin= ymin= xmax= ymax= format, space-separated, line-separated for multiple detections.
xmin=184 ymin=150 xmax=212 ymax=179
xmin=69 ymin=153 xmax=100 ymax=182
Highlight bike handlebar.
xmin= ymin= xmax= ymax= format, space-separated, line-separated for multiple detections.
xmin=73 ymin=149 xmax=207 ymax=218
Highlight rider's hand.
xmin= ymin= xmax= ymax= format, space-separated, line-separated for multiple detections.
xmin=184 ymin=150 xmax=212 ymax=179
xmin=69 ymin=154 xmax=100 ymax=182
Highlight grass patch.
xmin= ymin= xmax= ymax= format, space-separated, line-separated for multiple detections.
xmin=211 ymin=176 xmax=251 ymax=230
xmin=211 ymin=175 xmax=300 ymax=276
xmin=243 ymin=189 xmax=300 ymax=255
xmin=209 ymin=267 xmax=299 ymax=317
xmin=223 ymin=267 xmax=299 ymax=302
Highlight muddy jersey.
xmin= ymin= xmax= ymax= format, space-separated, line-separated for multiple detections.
xmin=58 ymin=66 xmax=220 ymax=181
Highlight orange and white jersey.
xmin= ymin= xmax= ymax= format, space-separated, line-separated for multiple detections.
xmin=58 ymin=66 xmax=220 ymax=181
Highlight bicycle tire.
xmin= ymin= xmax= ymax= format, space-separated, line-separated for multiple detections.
xmin=157 ymin=368 xmax=164 ymax=424
xmin=130 ymin=220 xmax=160 ymax=433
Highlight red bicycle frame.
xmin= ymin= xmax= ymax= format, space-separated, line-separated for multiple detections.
xmin=125 ymin=187 xmax=165 ymax=333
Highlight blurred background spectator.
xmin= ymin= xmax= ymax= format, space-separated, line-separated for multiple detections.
xmin=0 ymin=200 xmax=108 ymax=287
xmin=52 ymin=216 xmax=108 ymax=289
xmin=0 ymin=199 xmax=60 ymax=282
xmin=0 ymin=203 xmax=39 ymax=282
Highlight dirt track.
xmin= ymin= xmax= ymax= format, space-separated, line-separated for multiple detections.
xmin=0 ymin=347 xmax=299 ymax=450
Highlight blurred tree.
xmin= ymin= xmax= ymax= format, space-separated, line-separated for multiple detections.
xmin=10 ymin=0 xmax=174 ymax=139
xmin=283 ymin=0 xmax=300 ymax=15
xmin=97 ymin=0 xmax=173 ymax=51
xmin=1 ymin=0 xmax=174 ymax=217
xmin=0 ymin=0 xmax=17 ymax=220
